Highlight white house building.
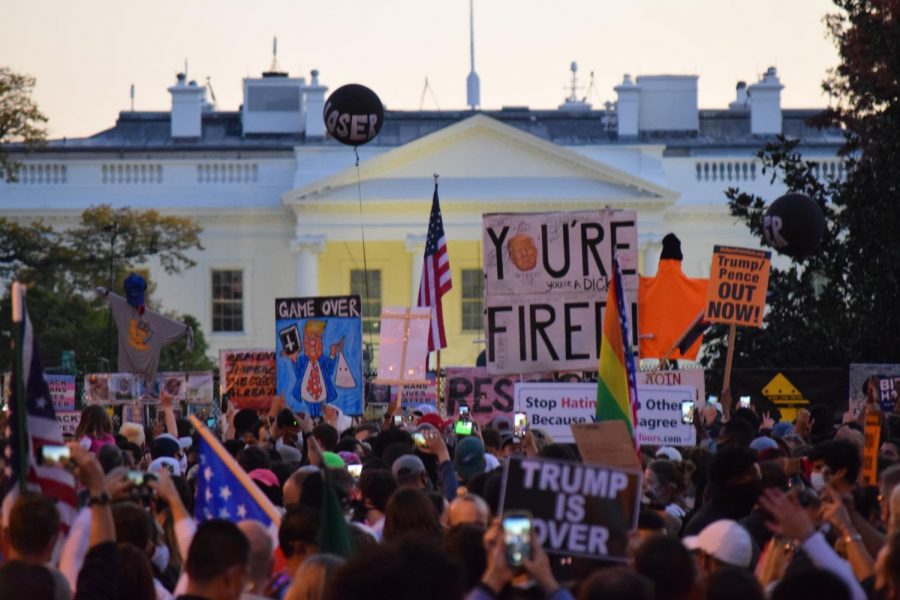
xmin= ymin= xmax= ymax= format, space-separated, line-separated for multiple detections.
xmin=0 ymin=66 xmax=844 ymax=367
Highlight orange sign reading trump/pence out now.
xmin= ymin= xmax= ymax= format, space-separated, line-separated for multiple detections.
xmin=705 ymin=246 xmax=771 ymax=328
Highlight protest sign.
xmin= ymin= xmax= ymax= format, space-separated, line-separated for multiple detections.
xmin=849 ymin=364 xmax=900 ymax=414
xmin=159 ymin=372 xmax=187 ymax=402
xmin=275 ymin=296 xmax=363 ymax=416
xmin=56 ymin=410 xmax=80 ymax=436
xmin=45 ymin=375 xmax=76 ymax=412
xmin=705 ymin=246 xmax=771 ymax=328
xmin=483 ymin=210 xmax=638 ymax=374
xmin=514 ymin=382 xmax=697 ymax=446
xmin=571 ymin=422 xmax=641 ymax=471
xmin=637 ymin=369 xmax=705 ymax=403
xmin=186 ymin=372 xmax=214 ymax=404
xmin=499 ymin=456 xmax=641 ymax=561
xmin=444 ymin=368 xmax=546 ymax=425
xmin=392 ymin=381 xmax=437 ymax=409
xmin=221 ymin=350 xmax=277 ymax=410
xmin=863 ymin=411 xmax=881 ymax=486
xmin=122 ymin=403 xmax=144 ymax=425
xmin=375 ymin=307 xmax=430 ymax=386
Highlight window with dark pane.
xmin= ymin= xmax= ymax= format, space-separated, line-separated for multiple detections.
xmin=350 ymin=269 xmax=382 ymax=334
xmin=461 ymin=269 xmax=484 ymax=332
xmin=212 ymin=270 xmax=244 ymax=332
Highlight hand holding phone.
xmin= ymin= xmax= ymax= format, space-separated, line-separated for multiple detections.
xmin=454 ymin=420 xmax=474 ymax=436
xmin=503 ymin=511 xmax=533 ymax=567
xmin=412 ymin=431 xmax=428 ymax=448
xmin=40 ymin=445 xmax=71 ymax=468
xmin=681 ymin=400 xmax=695 ymax=424
xmin=514 ymin=412 xmax=528 ymax=437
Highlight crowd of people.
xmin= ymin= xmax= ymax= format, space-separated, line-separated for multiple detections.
xmin=2 ymin=388 xmax=900 ymax=600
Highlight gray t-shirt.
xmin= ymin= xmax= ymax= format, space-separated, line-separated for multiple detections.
xmin=108 ymin=292 xmax=187 ymax=385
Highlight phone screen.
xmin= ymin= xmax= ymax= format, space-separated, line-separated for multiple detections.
xmin=454 ymin=420 xmax=474 ymax=436
xmin=41 ymin=445 xmax=70 ymax=467
xmin=459 ymin=405 xmax=470 ymax=420
xmin=707 ymin=395 xmax=718 ymax=405
xmin=681 ymin=400 xmax=695 ymax=424
xmin=347 ymin=464 xmax=363 ymax=479
xmin=503 ymin=511 xmax=533 ymax=566
xmin=739 ymin=396 xmax=751 ymax=409
xmin=514 ymin=412 xmax=528 ymax=437
xmin=412 ymin=432 xmax=428 ymax=448
xmin=127 ymin=470 xmax=146 ymax=486
xmin=206 ymin=417 xmax=217 ymax=429
xmin=393 ymin=415 xmax=404 ymax=426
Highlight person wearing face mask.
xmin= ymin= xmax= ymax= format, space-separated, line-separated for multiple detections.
xmin=808 ymin=439 xmax=861 ymax=496
xmin=642 ymin=459 xmax=688 ymax=535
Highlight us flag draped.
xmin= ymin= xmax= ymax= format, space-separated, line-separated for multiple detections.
xmin=417 ymin=180 xmax=452 ymax=352
xmin=3 ymin=282 xmax=78 ymax=529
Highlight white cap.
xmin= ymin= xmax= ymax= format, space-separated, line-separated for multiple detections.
xmin=149 ymin=456 xmax=182 ymax=477
xmin=683 ymin=519 xmax=753 ymax=568
xmin=656 ymin=446 xmax=683 ymax=463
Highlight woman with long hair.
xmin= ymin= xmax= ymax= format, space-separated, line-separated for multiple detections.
xmin=382 ymin=487 xmax=442 ymax=543
xmin=285 ymin=554 xmax=345 ymax=600
xmin=75 ymin=405 xmax=115 ymax=453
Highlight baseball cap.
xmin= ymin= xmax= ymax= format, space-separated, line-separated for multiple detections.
xmin=683 ymin=519 xmax=753 ymax=568
xmin=489 ymin=415 xmax=513 ymax=433
xmin=392 ymin=454 xmax=427 ymax=479
xmin=418 ymin=413 xmax=452 ymax=432
xmin=321 ymin=451 xmax=346 ymax=470
xmin=454 ymin=437 xmax=486 ymax=481
xmin=151 ymin=434 xmax=180 ymax=459
xmin=500 ymin=434 xmax=520 ymax=449
xmin=148 ymin=456 xmax=181 ymax=477
xmin=655 ymin=446 xmax=683 ymax=463
xmin=413 ymin=404 xmax=438 ymax=416
xmin=749 ymin=436 xmax=779 ymax=453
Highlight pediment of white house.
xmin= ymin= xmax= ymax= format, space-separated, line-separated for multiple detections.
xmin=282 ymin=114 xmax=679 ymax=240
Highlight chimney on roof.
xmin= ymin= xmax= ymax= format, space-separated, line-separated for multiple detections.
xmin=168 ymin=73 xmax=204 ymax=139
xmin=748 ymin=67 xmax=783 ymax=135
xmin=614 ymin=74 xmax=640 ymax=137
xmin=305 ymin=69 xmax=327 ymax=138
xmin=729 ymin=81 xmax=749 ymax=111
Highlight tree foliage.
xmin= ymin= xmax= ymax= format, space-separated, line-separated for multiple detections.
xmin=701 ymin=0 xmax=900 ymax=371
xmin=0 ymin=206 xmax=208 ymax=372
xmin=0 ymin=67 xmax=47 ymax=182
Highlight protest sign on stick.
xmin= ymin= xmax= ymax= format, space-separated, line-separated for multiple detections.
xmin=705 ymin=246 xmax=771 ymax=401
xmin=220 ymin=350 xmax=277 ymax=411
xmin=499 ymin=456 xmax=641 ymax=562
xmin=374 ymin=306 xmax=431 ymax=409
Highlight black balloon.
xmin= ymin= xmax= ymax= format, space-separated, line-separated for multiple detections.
xmin=323 ymin=84 xmax=384 ymax=146
xmin=762 ymin=193 xmax=826 ymax=259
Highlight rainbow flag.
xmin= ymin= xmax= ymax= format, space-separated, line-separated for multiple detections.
xmin=596 ymin=255 xmax=640 ymax=441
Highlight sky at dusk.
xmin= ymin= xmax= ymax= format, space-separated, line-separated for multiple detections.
xmin=3 ymin=0 xmax=839 ymax=139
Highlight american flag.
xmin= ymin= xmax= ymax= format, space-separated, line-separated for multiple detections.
xmin=3 ymin=283 xmax=78 ymax=529
xmin=417 ymin=181 xmax=452 ymax=351
xmin=193 ymin=416 xmax=280 ymax=528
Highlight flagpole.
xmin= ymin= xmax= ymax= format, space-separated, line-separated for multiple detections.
xmin=188 ymin=415 xmax=282 ymax=526
xmin=12 ymin=282 xmax=29 ymax=492
xmin=435 ymin=350 xmax=442 ymax=415
xmin=721 ymin=323 xmax=737 ymax=419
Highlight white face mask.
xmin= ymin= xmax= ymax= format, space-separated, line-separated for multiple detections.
xmin=151 ymin=543 xmax=170 ymax=572
xmin=810 ymin=471 xmax=827 ymax=493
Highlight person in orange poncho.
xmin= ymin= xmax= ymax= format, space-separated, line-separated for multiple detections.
xmin=639 ymin=234 xmax=709 ymax=361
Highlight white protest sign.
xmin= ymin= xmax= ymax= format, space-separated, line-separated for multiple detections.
xmin=483 ymin=210 xmax=638 ymax=374
xmin=514 ymin=382 xmax=697 ymax=446
xmin=56 ymin=410 xmax=80 ymax=436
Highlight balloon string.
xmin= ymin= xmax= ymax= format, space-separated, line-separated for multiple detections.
xmin=354 ymin=146 xmax=375 ymax=365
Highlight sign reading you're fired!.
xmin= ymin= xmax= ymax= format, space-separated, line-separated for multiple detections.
xmin=483 ymin=211 xmax=639 ymax=374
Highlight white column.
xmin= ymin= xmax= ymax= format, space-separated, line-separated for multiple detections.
xmin=406 ymin=234 xmax=427 ymax=305
xmin=639 ymin=234 xmax=663 ymax=277
xmin=291 ymin=234 xmax=326 ymax=297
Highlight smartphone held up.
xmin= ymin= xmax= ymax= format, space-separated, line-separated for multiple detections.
xmin=503 ymin=510 xmax=533 ymax=567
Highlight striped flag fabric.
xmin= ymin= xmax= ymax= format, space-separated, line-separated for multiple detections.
xmin=596 ymin=256 xmax=640 ymax=443
xmin=190 ymin=415 xmax=281 ymax=528
xmin=417 ymin=180 xmax=452 ymax=352
xmin=3 ymin=282 xmax=78 ymax=529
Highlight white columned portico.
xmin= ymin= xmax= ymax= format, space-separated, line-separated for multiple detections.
xmin=406 ymin=234 xmax=427 ymax=304
xmin=291 ymin=234 xmax=326 ymax=296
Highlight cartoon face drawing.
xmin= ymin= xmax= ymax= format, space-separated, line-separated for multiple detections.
xmin=507 ymin=234 xmax=538 ymax=272
xmin=128 ymin=319 xmax=153 ymax=351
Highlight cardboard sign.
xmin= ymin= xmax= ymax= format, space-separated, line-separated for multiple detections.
xmin=483 ymin=210 xmax=639 ymax=374
xmin=499 ymin=456 xmax=641 ymax=561
xmin=220 ymin=349 xmax=277 ymax=410
xmin=571 ymin=421 xmax=641 ymax=471
xmin=392 ymin=381 xmax=437 ymax=409
xmin=45 ymin=375 xmax=76 ymax=412
xmin=514 ymin=382 xmax=697 ymax=446
xmin=275 ymin=296 xmax=363 ymax=416
xmin=56 ymin=410 xmax=80 ymax=436
xmin=705 ymin=246 xmax=771 ymax=327
xmin=862 ymin=411 xmax=881 ymax=486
